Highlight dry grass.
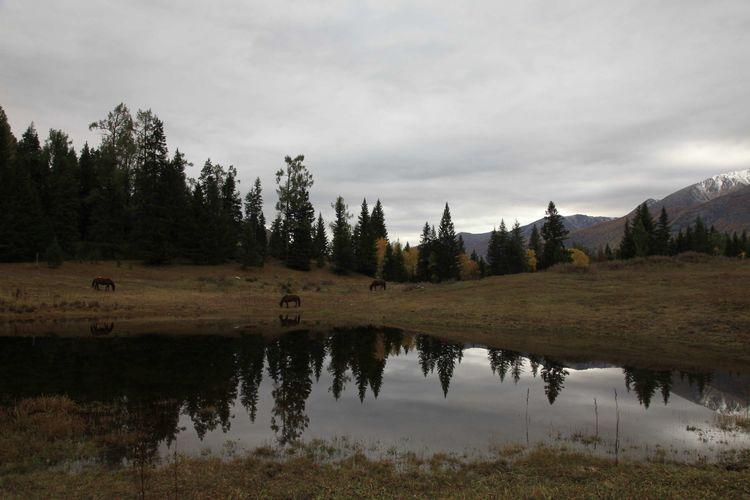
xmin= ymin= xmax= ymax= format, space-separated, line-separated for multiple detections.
xmin=1 ymin=257 xmax=750 ymax=370
xmin=716 ymin=413 xmax=750 ymax=433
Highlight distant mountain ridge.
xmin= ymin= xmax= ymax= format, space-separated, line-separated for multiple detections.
xmin=569 ymin=169 xmax=750 ymax=249
xmin=458 ymin=168 xmax=750 ymax=256
xmin=459 ymin=214 xmax=613 ymax=258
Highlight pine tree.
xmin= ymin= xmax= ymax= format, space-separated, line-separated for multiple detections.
xmin=391 ymin=242 xmax=407 ymax=282
xmin=370 ymin=199 xmax=388 ymax=241
xmin=163 ymin=149 xmax=191 ymax=259
xmin=268 ymin=215 xmax=285 ymax=259
xmin=275 ymin=154 xmax=314 ymax=266
xmin=436 ymin=203 xmax=460 ymax=281
xmin=132 ymin=111 xmax=171 ymax=263
xmin=242 ymin=177 xmax=266 ymax=267
xmin=16 ymin=124 xmax=51 ymax=257
xmin=604 ymin=243 xmax=614 ymax=260
xmin=693 ymin=217 xmax=709 ymax=253
xmin=0 ymin=106 xmax=19 ymax=260
xmin=220 ymin=166 xmax=243 ymax=261
xmin=528 ymin=224 xmax=542 ymax=258
xmin=477 ymin=256 xmax=487 ymax=278
xmin=507 ymin=221 xmax=526 ymax=274
xmin=654 ymin=206 xmax=670 ymax=255
xmin=354 ymin=199 xmax=377 ymax=276
xmin=540 ymin=201 xmax=569 ymax=269
xmin=88 ymin=104 xmax=136 ymax=259
xmin=416 ymin=222 xmax=434 ymax=282
xmin=632 ymin=217 xmax=649 ymax=257
xmin=287 ymin=195 xmax=314 ymax=271
xmin=635 ymin=203 xmax=656 ymax=255
xmin=487 ymin=221 xmax=509 ymax=275
xmin=620 ymin=218 xmax=635 ymax=259
xmin=45 ymin=129 xmax=80 ymax=256
xmin=313 ymin=212 xmax=328 ymax=268
xmin=78 ymin=143 xmax=97 ymax=245
xmin=0 ymin=116 xmax=50 ymax=261
xmin=189 ymin=160 xmax=236 ymax=264
xmin=330 ymin=196 xmax=354 ymax=274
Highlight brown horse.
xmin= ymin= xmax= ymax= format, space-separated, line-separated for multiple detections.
xmin=369 ymin=279 xmax=386 ymax=291
xmin=92 ymin=277 xmax=115 ymax=291
xmin=279 ymin=294 xmax=301 ymax=308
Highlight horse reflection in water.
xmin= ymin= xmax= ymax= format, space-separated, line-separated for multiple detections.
xmin=279 ymin=314 xmax=301 ymax=327
xmin=90 ymin=322 xmax=115 ymax=336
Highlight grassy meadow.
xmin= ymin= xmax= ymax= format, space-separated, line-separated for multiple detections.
xmin=1 ymin=254 xmax=749 ymax=370
xmin=2 ymin=256 xmax=750 ymax=497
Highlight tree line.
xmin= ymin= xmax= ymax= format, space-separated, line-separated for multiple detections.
xmin=609 ymin=203 xmax=750 ymax=261
xmin=0 ymin=102 xmax=574 ymax=280
xmin=2 ymin=103 xmax=743 ymax=275
xmin=1 ymin=330 xmax=714 ymax=454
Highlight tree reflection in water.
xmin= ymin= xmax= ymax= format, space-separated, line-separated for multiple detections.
xmin=0 ymin=330 xmax=737 ymax=463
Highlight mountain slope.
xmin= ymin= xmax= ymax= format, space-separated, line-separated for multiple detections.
xmin=569 ymin=169 xmax=750 ymax=249
xmin=459 ymin=215 xmax=613 ymax=258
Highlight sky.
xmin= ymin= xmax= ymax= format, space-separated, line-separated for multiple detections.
xmin=1 ymin=0 xmax=750 ymax=244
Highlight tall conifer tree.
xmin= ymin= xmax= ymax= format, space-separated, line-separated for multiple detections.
xmin=45 ymin=129 xmax=80 ymax=256
xmin=370 ymin=199 xmax=388 ymax=241
xmin=330 ymin=196 xmax=354 ymax=274
xmin=354 ymin=199 xmax=377 ymax=276
xmin=436 ymin=203 xmax=460 ymax=281
xmin=540 ymin=201 xmax=569 ymax=268
xmin=313 ymin=212 xmax=328 ymax=268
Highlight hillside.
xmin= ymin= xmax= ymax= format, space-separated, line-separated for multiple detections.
xmin=459 ymin=215 xmax=613 ymax=258
xmin=569 ymin=170 xmax=750 ymax=250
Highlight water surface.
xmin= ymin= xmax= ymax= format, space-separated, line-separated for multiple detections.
xmin=1 ymin=327 xmax=748 ymax=461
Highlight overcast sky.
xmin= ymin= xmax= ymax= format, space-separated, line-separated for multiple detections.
xmin=2 ymin=1 xmax=749 ymax=243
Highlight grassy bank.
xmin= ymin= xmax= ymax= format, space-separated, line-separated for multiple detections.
xmin=1 ymin=255 xmax=750 ymax=370
xmin=1 ymin=397 xmax=749 ymax=499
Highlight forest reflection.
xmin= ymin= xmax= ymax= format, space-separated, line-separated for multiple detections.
xmin=0 ymin=329 xmax=732 ymax=464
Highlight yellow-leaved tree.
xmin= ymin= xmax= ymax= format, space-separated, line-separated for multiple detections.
xmin=402 ymin=246 xmax=418 ymax=280
xmin=569 ymin=248 xmax=590 ymax=268
xmin=526 ymin=249 xmax=537 ymax=272
xmin=375 ymin=237 xmax=388 ymax=274
xmin=459 ymin=252 xmax=479 ymax=280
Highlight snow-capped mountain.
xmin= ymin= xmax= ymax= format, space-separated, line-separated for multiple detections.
xmin=457 ymin=169 xmax=750 ymax=255
xmin=691 ymin=169 xmax=750 ymax=202
xmin=569 ymin=169 xmax=750 ymax=250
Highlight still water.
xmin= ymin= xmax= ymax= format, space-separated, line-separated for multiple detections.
xmin=1 ymin=327 xmax=748 ymax=461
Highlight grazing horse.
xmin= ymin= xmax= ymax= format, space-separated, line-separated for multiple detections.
xmin=279 ymin=314 xmax=301 ymax=327
xmin=92 ymin=277 xmax=116 ymax=291
xmin=90 ymin=322 xmax=115 ymax=336
xmin=279 ymin=294 xmax=301 ymax=308
xmin=369 ymin=279 xmax=387 ymax=291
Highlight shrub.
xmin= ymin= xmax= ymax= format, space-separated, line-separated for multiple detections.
xmin=569 ymin=248 xmax=590 ymax=269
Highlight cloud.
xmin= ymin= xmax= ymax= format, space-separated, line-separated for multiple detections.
xmin=1 ymin=0 xmax=749 ymax=244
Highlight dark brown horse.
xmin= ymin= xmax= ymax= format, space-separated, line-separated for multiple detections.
xmin=279 ymin=294 xmax=301 ymax=308
xmin=369 ymin=279 xmax=386 ymax=291
xmin=92 ymin=277 xmax=115 ymax=291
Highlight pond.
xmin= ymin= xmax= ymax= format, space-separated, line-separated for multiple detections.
xmin=1 ymin=326 xmax=748 ymax=462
